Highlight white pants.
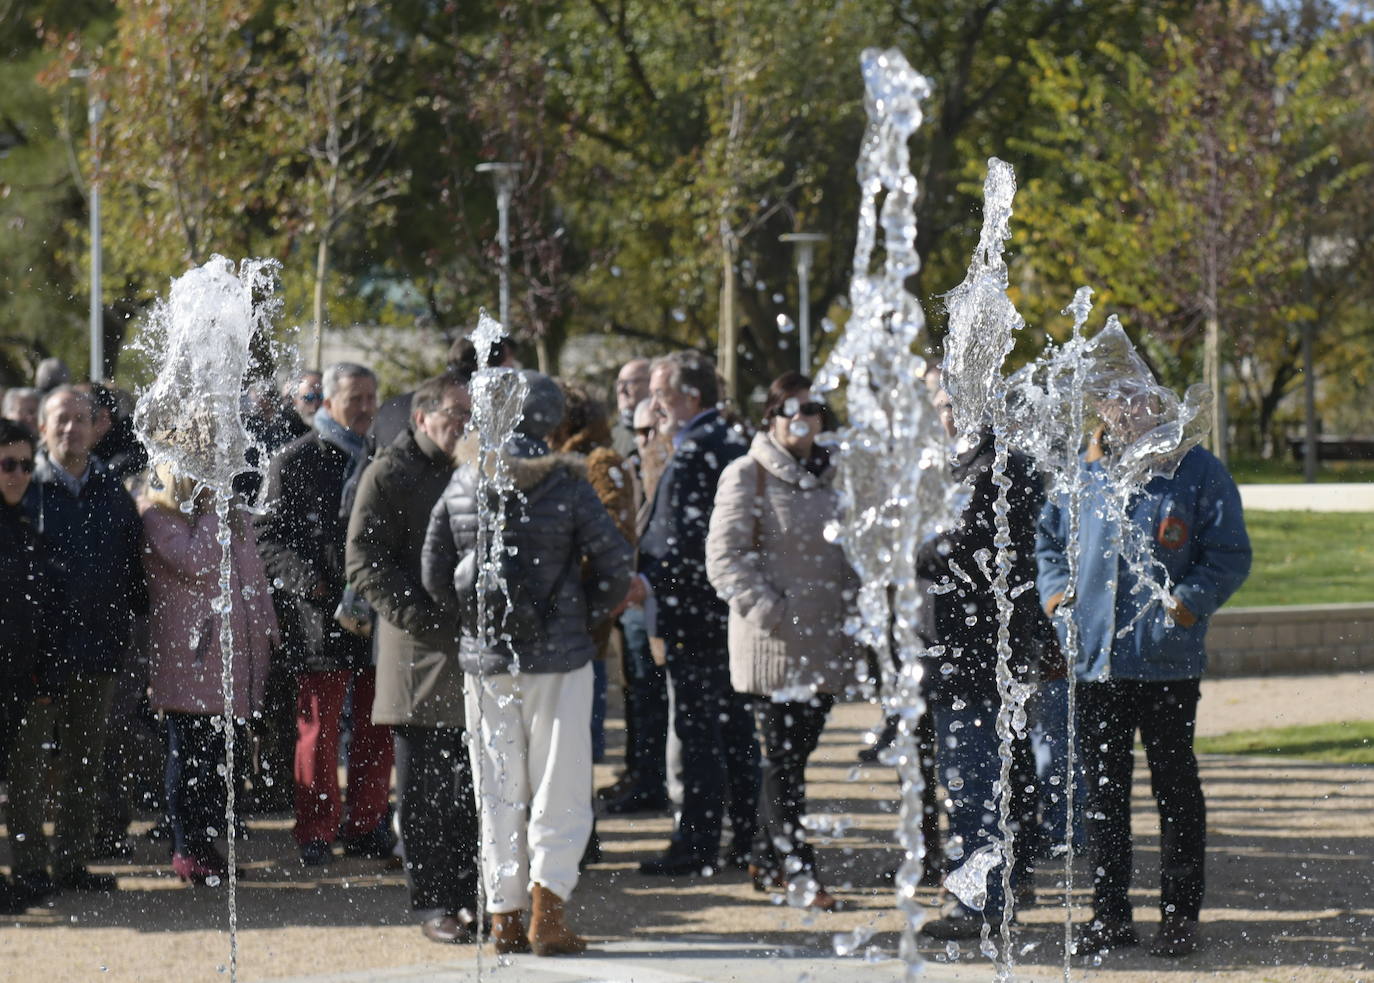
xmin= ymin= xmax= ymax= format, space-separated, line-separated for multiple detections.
xmin=465 ymin=663 xmax=594 ymax=913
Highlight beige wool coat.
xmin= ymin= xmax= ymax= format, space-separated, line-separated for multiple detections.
xmin=705 ymin=431 xmax=860 ymax=698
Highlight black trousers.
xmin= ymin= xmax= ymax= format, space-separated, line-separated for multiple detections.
xmin=164 ymin=712 xmax=232 ymax=857
xmin=751 ymin=695 xmax=834 ymax=878
xmin=664 ymin=629 xmax=760 ymax=859
xmin=1077 ymin=677 xmax=1205 ymax=923
xmin=392 ymin=725 xmax=479 ymax=917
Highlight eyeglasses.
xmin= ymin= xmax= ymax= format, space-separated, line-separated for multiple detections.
xmin=299 ymin=392 xmax=323 ymax=404
xmin=616 ymin=378 xmax=649 ymax=395
xmin=775 ymin=401 xmax=827 ymax=418
xmin=634 ymin=426 xmax=655 ymax=438
xmin=0 ymin=457 xmax=35 ymax=474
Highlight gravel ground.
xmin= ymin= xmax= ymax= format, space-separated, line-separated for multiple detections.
xmin=0 ymin=670 xmax=1369 ymax=983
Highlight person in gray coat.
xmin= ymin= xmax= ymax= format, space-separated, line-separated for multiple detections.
xmin=346 ymin=371 xmax=477 ymax=945
xmin=706 ymin=372 xmax=860 ymax=912
xmin=422 ymin=370 xmax=632 ymax=958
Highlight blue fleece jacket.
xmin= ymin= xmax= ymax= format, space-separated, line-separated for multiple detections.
xmin=1035 ymin=445 xmax=1251 ymax=682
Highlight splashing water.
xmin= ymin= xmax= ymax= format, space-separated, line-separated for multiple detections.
xmin=944 ymin=842 xmax=1004 ymax=912
xmin=1005 ymin=290 xmax=1095 ymax=980
xmin=939 ymin=158 xmax=1029 ymax=980
xmin=465 ymin=310 xmax=528 ymax=968
xmin=943 ymin=157 xmax=1023 ymax=443
xmin=816 ymin=48 xmax=964 ymax=981
xmin=132 ymin=255 xmax=289 ymax=983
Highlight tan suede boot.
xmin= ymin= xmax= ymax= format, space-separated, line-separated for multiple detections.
xmin=490 ymin=911 xmax=531 ymax=954
xmin=528 ymin=883 xmax=587 ymax=956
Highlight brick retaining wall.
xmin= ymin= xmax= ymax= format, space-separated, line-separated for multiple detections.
xmin=1206 ymin=603 xmax=1374 ymax=676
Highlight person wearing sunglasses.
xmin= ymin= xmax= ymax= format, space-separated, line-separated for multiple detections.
xmin=0 ymin=418 xmax=46 ymax=913
xmin=705 ymin=371 xmax=859 ymax=911
xmin=288 ymin=370 xmax=325 ymax=428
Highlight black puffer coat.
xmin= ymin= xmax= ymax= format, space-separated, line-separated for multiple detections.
xmin=421 ymin=432 xmax=633 ymax=676
xmin=915 ymin=429 xmax=1056 ymax=705
xmin=255 ymin=432 xmax=370 ymax=674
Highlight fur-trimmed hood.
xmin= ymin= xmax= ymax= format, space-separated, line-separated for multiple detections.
xmin=452 ymin=432 xmax=588 ymax=493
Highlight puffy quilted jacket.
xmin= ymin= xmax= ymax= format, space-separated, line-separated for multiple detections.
xmin=421 ymin=433 xmax=633 ymax=675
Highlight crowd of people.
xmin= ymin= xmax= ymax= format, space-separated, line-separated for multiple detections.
xmin=0 ymin=339 xmax=1250 ymax=961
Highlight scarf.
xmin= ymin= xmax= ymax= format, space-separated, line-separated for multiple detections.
xmin=315 ymin=408 xmax=369 ymax=519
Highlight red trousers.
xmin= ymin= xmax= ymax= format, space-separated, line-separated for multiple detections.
xmin=293 ymin=668 xmax=393 ymax=845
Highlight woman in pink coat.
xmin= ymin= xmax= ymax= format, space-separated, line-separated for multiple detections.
xmin=140 ymin=466 xmax=279 ymax=883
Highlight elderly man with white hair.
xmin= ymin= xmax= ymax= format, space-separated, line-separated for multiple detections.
xmin=256 ymin=362 xmax=395 ymax=867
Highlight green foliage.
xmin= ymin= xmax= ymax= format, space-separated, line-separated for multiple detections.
xmin=1196 ymin=721 xmax=1374 ymax=764
xmin=4 ymin=0 xmax=1371 ymax=421
xmin=1012 ymin=3 xmax=1374 ymax=449
xmin=1230 ymin=510 xmax=1374 ymax=607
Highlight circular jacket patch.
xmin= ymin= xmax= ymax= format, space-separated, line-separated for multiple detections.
xmin=1158 ymin=515 xmax=1189 ymax=550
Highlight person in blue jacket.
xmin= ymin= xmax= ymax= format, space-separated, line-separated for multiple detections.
xmin=1036 ymin=407 xmax=1250 ymax=960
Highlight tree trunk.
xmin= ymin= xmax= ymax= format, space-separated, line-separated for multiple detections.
xmin=717 ymin=231 xmax=738 ymax=409
xmin=312 ymin=236 xmax=329 ymax=371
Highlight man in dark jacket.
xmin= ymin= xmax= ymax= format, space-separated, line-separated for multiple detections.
xmin=256 ymin=362 xmax=393 ymax=866
xmin=346 ymin=371 xmax=477 ymax=944
xmin=10 ymin=387 xmax=144 ymax=895
xmin=631 ymin=351 xmax=759 ymax=876
xmin=915 ymin=395 xmax=1053 ymax=939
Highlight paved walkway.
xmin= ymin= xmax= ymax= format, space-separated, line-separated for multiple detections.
xmin=1 ymin=672 xmax=1369 ymax=983
xmin=1239 ymin=482 xmax=1374 ymax=512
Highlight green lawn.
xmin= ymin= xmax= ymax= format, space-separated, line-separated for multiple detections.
xmin=1196 ymin=721 xmax=1374 ymax=764
xmin=1229 ymin=510 xmax=1374 ymax=607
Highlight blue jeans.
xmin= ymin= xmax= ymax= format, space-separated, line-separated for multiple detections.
xmin=1027 ymin=678 xmax=1086 ymax=851
xmin=933 ymin=701 xmax=1029 ymax=919
xmin=620 ymin=607 xmax=668 ymax=794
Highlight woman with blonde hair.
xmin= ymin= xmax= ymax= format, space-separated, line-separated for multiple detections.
xmin=140 ymin=464 xmax=279 ymax=883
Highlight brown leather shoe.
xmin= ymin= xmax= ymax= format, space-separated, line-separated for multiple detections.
xmin=421 ymin=914 xmax=471 ymax=944
xmin=748 ymin=864 xmax=783 ymax=893
xmin=808 ymin=886 xmax=846 ymax=913
xmin=528 ymin=883 xmax=587 ymax=956
xmin=491 ymin=911 xmax=531 ymax=955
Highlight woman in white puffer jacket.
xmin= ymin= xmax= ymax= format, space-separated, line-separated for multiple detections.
xmin=705 ymin=371 xmax=860 ymax=912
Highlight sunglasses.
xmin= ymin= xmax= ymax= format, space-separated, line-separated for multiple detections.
xmin=775 ymin=401 xmax=827 ymax=418
xmin=299 ymin=392 xmax=323 ymax=404
xmin=634 ymin=426 xmax=656 ymax=438
xmin=0 ymin=456 xmax=35 ymax=474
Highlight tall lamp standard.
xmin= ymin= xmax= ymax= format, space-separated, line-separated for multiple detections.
xmin=779 ymin=232 xmax=827 ymax=373
xmin=476 ymin=162 xmax=521 ymax=333
xmin=70 ymin=68 xmax=104 ymax=381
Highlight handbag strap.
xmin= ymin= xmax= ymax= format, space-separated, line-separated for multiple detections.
xmin=752 ymin=460 xmax=767 ymax=553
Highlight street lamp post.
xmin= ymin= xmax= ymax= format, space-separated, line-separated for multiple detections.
xmin=779 ymin=232 xmax=827 ymax=373
xmin=476 ymin=162 xmax=520 ymax=332
xmin=71 ymin=68 xmax=104 ymax=381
